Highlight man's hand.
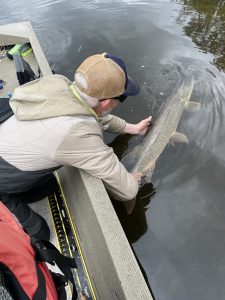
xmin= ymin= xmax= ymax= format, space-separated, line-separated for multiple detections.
xmin=124 ymin=116 xmax=152 ymax=135
xmin=132 ymin=172 xmax=144 ymax=186
xmin=135 ymin=116 xmax=152 ymax=135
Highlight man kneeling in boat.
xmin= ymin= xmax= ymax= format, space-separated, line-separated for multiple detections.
xmin=0 ymin=52 xmax=151 ymax=240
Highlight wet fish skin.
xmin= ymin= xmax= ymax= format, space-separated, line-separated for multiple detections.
xmin=123 ymin=76 xmax=195 ymax=176
xmin=121 ymin=76 xmax=196 ymax=214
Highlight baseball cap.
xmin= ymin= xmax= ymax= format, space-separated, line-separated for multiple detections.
xmin=75 ymin=52 xmax=140 ymax=100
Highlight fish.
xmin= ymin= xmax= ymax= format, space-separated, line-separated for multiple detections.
xmin=122 ymin=75 xmax=199 ymax=214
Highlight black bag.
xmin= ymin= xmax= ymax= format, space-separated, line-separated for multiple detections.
xmin=0 ymin=98 xmax=13 ymax=124
xmin=13 ymin=54 xmax=37 ymax=85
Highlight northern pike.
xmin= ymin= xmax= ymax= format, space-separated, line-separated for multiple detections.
xmin=122 ymin=76 xmax=199 ymax=213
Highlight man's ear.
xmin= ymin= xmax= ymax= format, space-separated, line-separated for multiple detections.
xmin=101 ymin=99 xmax=111 ymax=109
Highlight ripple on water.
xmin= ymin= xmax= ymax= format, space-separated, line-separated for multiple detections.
xmin=147 ymin=60 xmax=225 ymax=188
xmin=36 ymin=24 xmax=73 ymax=60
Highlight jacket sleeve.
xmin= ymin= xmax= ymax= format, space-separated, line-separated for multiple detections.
xmin=54 ymin=121 xmax=138 ymax=201
xmin=99 ymin=114 xmax=126 ymax=134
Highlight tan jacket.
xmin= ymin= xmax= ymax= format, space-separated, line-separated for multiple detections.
xmin=7 ymin=74 xmax=138 ymax=200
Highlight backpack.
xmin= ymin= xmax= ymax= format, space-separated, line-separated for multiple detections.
xmin=0 ymin=202 xmax=77 ymax=300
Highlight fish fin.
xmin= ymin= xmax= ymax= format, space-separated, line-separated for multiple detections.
xmin=170 ymin=132 xmax=188 ymax=144
xmin=142 ymin=163 xmax=155 ymax=179
xmin=123 ymin=197 xmax=137 ymax=215
xmin=140 ymin=163 xmax=155 ymax=179
xmin=185 ymin=101 xmax=201 ymax=111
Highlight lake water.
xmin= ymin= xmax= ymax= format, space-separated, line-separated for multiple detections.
xmin=1 ymin=1 xmax=225 ymax=299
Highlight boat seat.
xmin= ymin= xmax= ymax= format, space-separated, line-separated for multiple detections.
xmin=12 ymin=54 xmax=36 ymax=85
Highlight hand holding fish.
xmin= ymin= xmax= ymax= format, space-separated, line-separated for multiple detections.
xmin=132 ymin=172 xmax=144 ymax=186
xmin=124 ymin=116 xmax=152 ymax=135
xmin=135 ymin=116 xmax=152 ymax=135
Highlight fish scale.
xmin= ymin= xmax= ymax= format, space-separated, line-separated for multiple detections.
xmin=122 ymin=76 xmax=196 ymax=214
xmin=126 ymin=76 xmax=194 ymax=174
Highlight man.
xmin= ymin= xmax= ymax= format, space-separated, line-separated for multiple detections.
xmin=0 ymin=52 xmax=151 ymax=240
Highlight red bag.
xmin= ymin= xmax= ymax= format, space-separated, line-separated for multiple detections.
xmin=0 ymin=202 xmax=77 ymax=300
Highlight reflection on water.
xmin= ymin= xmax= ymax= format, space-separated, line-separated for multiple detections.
xmin=175 ymin=0 xmax=225 ymax=71
xmin=1 ymin=0 xmax=225 ymax=299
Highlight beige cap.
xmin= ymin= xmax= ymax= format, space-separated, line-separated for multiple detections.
xmin=75 ymin=53 xmax=127 ymax=99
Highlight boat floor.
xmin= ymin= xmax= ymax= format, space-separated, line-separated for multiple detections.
xmin=0 ymin=50 xmax=39 ymax=96
xmin=0 ymin=49 xmax=95 ymax=300
xmin=29 ymin=176 xmax=95 ymax=299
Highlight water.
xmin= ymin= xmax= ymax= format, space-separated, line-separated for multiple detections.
xmin=1 ymin=1 xmax=225 ymax=299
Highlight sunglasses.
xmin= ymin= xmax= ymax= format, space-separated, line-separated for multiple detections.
xmin=113 ymin=95 xmax=127 ymax=102
xmin=99 ymin=95 xmax=127 ymax=103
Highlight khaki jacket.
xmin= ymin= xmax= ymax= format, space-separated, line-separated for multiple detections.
xmin=7 ymin=74 xmax=138 ymax=200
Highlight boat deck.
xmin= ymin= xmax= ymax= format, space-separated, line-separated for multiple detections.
xmin=0 ymin=50 xmax=39 ymax=95
xmin=30 ymin=176 xmax=96 ymax=299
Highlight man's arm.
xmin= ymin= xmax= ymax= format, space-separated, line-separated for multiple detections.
xmin=123 ymin=116 xmax=152 ymax=135
xmin=99 ymin=114 xmax=126 ymax=133
xmin=100 ymin=114 xmax=152 ymax=135
xmin=54 ymin=121 xmax=139 ymax=201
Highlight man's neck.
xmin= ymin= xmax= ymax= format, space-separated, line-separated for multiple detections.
xmin=70 ymin=84 xmax=99 ymax=119
xmin=92 ymin=105 xmax=103 ymax=117
xmin=73 ymin=83 xmax=99 ymax=108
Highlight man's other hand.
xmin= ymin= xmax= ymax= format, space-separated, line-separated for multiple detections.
xmin=131 ymin=172 xmax=143 ymax=186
